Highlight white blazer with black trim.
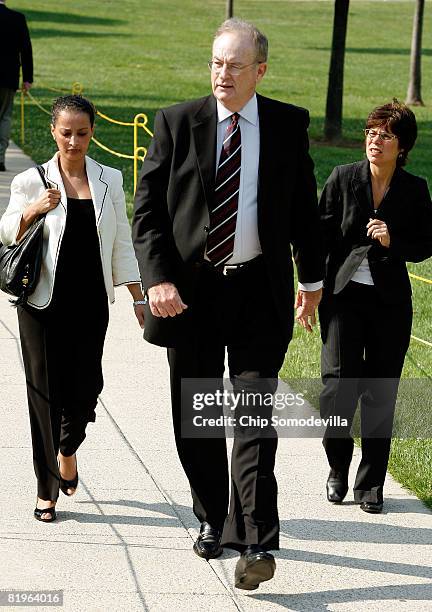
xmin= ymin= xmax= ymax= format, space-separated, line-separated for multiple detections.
xmin=0 ymin=152 xmax=141 ymax=309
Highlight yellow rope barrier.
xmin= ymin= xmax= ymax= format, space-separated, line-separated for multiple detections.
xmin=25 ymin=90 xmax=51 ymax=115
xmin=36 ymin=82 xmax=83 ymax=95
xmin=96 ymin=111 xmax=136 ymax=127
xmin=91 ymin=136 xmax=146 ymax=163
xmin=19 ymin=83 xmax=153 ymax=194
xmin=411 ymin=334 xmax=432 ymax=348
xmin=40 ymin=85 xmax=68 ymax=94
xmin=96 ymin=110 xmax=153 ymax=136
xmin=409 ymin=272 xmax=432 ymax=285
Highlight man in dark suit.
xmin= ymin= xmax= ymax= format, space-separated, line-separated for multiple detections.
xmin=0 ymin=0 xmax=33 ymax=171
xmin=133 ymin=18 xmax=323 ymax=589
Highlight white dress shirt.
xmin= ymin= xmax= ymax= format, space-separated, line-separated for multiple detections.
xmin=351 ymin=258 xmax=374 ymax=285
xmin=213 ymin=94 xmax=322 ymax=292
xmin=215 ymin=95 xmax=261 ymax=264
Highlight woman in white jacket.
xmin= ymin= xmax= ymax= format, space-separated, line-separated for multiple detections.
xmin=0 ymin=95 xmax=145 ymax=522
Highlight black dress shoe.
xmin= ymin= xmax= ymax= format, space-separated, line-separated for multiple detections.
xmin=193 ymin=522 xmax=223 ymax=559
xmin=326 ymin=470 xmax=349 ymax=503
xmin=235 ymin=545 xmax=276 ymax=590
xmin=0 ymin=163 xmax=6 ymax=172
xmin=360 ymin=501 xmax=383 ymax=514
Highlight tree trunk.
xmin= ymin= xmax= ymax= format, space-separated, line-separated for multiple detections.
xmin=406 ymin=0 xmax=425 ymax=106
xmin=324 ymin=0 xmax=350 ymax=142
xmin=226 ymin=0 xmax=233 ymax=19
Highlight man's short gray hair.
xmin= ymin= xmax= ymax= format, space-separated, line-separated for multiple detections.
xmin=214 ymin=18 xmax=268 ymax=63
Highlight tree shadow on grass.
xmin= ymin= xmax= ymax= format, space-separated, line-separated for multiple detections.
xmin=23 ymin=9 xmax=124 ymax=26
xmin=309 ymin=46 xmax=432 ymax=57
xmin=29 ymin=28 xmax=128 ymax=39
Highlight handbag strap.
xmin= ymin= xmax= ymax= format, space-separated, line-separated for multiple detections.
xmin=35 ymin=164 xmax=50 ymax=190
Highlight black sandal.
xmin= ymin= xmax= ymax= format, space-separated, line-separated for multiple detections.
xmin=59 ymin=455 xmax=78 ymax=496
xmin=60 ymin=472 xmax=79 ymax=496
xmin=34 ymin=506 xmax=57 ymax=523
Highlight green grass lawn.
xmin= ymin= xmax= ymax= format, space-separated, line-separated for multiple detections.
xmin=10 ymin=0 xmax=432 ymax=507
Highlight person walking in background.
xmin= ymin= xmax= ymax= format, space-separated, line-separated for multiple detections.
xmin=0 ymin=95 xmax=145 ymax=522
xmin=319 ymin=100 xmax=432 ymax=514
xmin=133 ymin=18 xmax=323 ymax=589
xmin=0 ymin=0 xmax=33 ymax=171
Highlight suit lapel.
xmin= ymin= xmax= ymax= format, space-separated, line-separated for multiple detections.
xmin=192 ymin=95 xmax=217 ymax=210
xmin=45 ymin=153 xmax=67 ymax=212
xmin=256 ymin=94 xmax=287 ymax=218
xmin=257 ymin=94 xmax=272 ymax=208
xmin=351 ymin=159 xmax=374 ymax=217
xmin=44 ymin=153 xmax=108 ymax=224
xmin=85 ymin=156 xmax=108 ymax=224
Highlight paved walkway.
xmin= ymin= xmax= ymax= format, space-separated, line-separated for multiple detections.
xmin=1 ymin=144 xmax=431 ymax=611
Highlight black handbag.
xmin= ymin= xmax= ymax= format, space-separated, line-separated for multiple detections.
xmin=0 ymin=165 xmax=49 ymax=307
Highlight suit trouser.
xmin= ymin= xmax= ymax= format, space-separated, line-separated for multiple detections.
xmin=167 ymin=257 xmax=288 ymax=552
xmin=17 ymin=300 xmax=108 ymax=501
xmin=319 ymin=281 xmax=412 ymax=503
xmin=0 ymin=87 xmax=15 ymax=164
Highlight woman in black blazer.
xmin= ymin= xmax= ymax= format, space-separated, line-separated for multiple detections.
xmin=319 ymin=100 xmax=432 ymax=513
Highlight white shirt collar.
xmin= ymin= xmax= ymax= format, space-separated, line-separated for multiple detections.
xmin=216 ymin=94 xmax=258 ymax=126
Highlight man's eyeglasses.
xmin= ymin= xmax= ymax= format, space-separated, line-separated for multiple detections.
xmin=208 ymin=60 xmax=260 ymax=76
xmin=364 ymin=129 xmax=398 ymax=142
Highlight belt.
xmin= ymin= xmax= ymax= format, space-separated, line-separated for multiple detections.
xmin=199 ymin=255 xmax=263 ymax=277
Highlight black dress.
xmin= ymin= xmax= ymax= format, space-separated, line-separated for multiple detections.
xmin=18 ymin=198 xmax=109 ymax=501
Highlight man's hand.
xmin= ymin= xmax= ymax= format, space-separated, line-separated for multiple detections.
xmin=367 ymin=218 xmax=390 ymax=247
xmin=147 ymin=282 xmax=188 ymax=318
xmin=295 ymin=288 xmax=322 ymax=332
xmin=22 ymin=82 xmax=32 ymax=92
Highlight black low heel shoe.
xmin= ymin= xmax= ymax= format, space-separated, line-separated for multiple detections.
xmin=59 ymin=455 xmax=78 ymax=496
xmin=60 ymin=472 xmax=78 ymax=496
xmin=34 ymin=506 xmax=57 ymax=523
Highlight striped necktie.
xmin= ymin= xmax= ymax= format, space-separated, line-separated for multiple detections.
xmin=207 ymin=112 xmax=241 ymax=267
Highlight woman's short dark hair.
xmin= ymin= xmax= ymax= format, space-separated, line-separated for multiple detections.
xmin=51 ymin=95 xmax=96 ymax=127
xmin=366 ymin=99 xmax=417 ymax=166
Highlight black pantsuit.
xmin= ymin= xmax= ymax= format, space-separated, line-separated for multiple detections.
xmin=167 ymin=258 xmax=287 ymax=551
xmin=319 ymin=160 xmax=432 ymax=503
xmin=319 ymin=281 xmax=412 ymax=503
xmin=17 ymin=198 xmax=108 ymax=501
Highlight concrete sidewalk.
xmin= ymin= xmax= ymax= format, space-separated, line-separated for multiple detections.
xmin=1 ymin=144 xmax=431 ymax=611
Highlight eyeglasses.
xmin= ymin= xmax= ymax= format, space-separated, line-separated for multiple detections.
xmin=364 ymin=129 xmax=398 ymax=142
xmin=208 ymin=60 xmax=260 ymax=76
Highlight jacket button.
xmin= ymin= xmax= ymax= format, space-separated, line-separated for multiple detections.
xmin=204 ymin=225 xmax=209 ymax=232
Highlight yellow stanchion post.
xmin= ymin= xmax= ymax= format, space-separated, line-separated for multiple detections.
xmin=133 ymin=113 xmax=149 ymax=195
xmin=72 ymin=82 xmax=83 ymax=95
xmin=20 ymin=90 xmax=25 ymax=146
xmin=133 ymin=146 xmax=147 ymax=196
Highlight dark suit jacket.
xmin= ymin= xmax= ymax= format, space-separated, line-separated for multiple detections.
xmin=133 ymin=93 xmax=323 ymax=347
xmin=319 ymin=159 xmax=432 ymax=304
xmin=0 ymin=4 xmax=33 ymax=90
